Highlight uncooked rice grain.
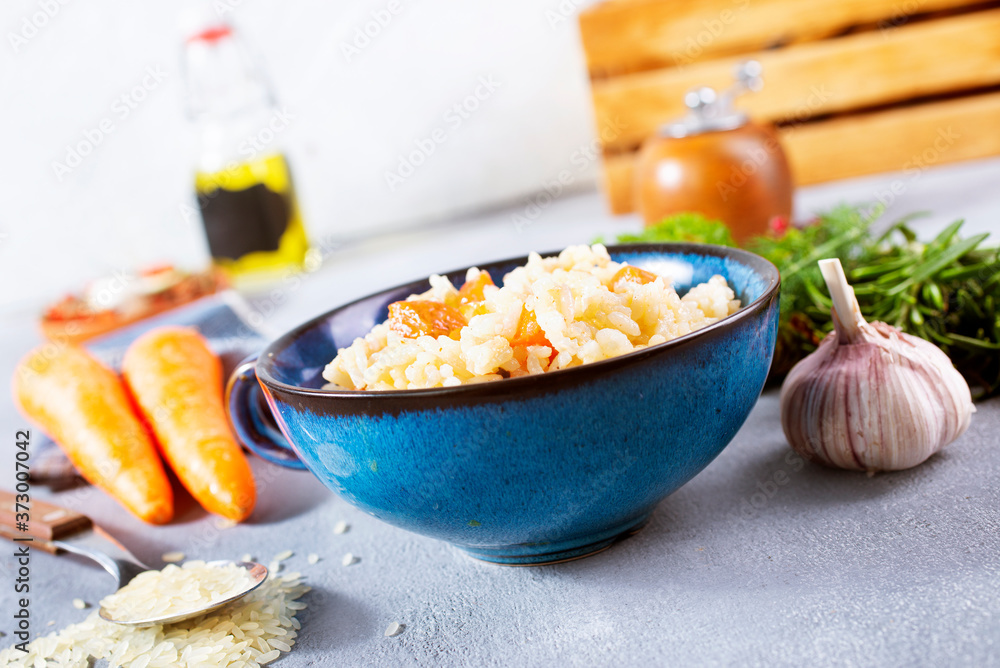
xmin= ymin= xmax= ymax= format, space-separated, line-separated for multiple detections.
xmin=101 ymin=561 xmax=258 ymax=623
xmin=0 ymin=556 xmax=310 ymax=668
xmin=161 ymin=551 xmax=185 ymax=563
xmin=333 ymin=521 xmax=349 ymax=534
xmin=323 ymin=244 xmax=740 ymax=390
xmin=341 ymin=553 xmax=357 ymax=567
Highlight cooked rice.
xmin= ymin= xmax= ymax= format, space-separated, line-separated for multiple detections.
xmin=0 ymin=557 xmax=309 ymax=667
xmin=323 ymin=244 xmax=741 ymax=390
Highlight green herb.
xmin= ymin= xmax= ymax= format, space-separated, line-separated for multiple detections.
xmin=613 ymin=212 xmax=737 ymax=247
xmin=611 ymin=207 xmax=1000 ymax=398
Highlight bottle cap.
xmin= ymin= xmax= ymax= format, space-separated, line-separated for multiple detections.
xmin=179 ymin=11 xmax=274 ymax=121
xmin=177 ymin=7 xmax=229 ymax=42
xmin=659 ymin=61 xmax=763 ymax=139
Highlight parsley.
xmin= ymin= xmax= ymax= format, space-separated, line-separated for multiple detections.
xmin=611 ymin=206 xmax=1000 ymax=398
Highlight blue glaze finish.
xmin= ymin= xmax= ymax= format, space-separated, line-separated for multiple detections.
xmin=226 ymin=355 xmax=307 ymax=470
xmin=230 ymin=244 xmax=780 ymax=564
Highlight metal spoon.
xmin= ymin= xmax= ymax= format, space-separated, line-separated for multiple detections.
xmin=0 ymin=490 xmax=267 ymax=626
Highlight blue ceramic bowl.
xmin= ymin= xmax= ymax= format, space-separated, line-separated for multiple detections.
xmin=227 ymin=244 xmax=780 ymax=564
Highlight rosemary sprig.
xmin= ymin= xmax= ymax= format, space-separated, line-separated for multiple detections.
xmin=611 ymin=207 xmax=1000 ymax=398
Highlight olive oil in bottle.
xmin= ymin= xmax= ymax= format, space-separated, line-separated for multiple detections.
xmin=195 ymin=154 xmax=309 ymax=277
xmin=183 ymin=21 xmax=311 ymax=286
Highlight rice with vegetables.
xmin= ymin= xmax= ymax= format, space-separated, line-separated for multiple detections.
xmin=323 ymin=244 xmax=740 ymax=391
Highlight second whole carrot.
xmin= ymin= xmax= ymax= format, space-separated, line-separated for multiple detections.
xmin=122 ymin=326 xmax=256 ymax=522
xmin=12 ymin=345 xmax=173 ymax=524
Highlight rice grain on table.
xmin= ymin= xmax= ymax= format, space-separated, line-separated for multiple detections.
xmin=0 ymin=556 xmax=309 ymax=668
xmin=323 ymin=244 xmax=740 ymax=391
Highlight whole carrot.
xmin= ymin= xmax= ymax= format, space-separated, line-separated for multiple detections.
xmin=122 ymin=326 xmax=256 ymax=522
xmin=13 ymin=345 xmax=174 ymax=524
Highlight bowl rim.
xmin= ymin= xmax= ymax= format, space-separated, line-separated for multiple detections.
xmin=255 ymin=242 xmax=780 ymax=399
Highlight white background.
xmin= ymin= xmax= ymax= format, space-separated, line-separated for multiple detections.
xmin=1 ymin=0 xmax=600 ymax=310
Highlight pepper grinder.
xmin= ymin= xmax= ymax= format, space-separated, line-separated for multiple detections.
xmin=633 ymin=61 xmax=793 ymax=241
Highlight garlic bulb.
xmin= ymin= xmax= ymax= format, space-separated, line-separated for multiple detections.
xmin=780 ymin=258 xmax=975 ymax=472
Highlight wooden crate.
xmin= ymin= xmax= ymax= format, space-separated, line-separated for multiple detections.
xmin=580 ymin=0 xmax=1000 ymax=214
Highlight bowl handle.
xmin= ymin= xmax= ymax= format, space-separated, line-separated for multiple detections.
xmin=225 ymin=354 xmax=306 ymax=470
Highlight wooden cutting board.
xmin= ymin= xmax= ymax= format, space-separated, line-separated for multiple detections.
xmin=580 ymin=0 xmax=1000 ymax=214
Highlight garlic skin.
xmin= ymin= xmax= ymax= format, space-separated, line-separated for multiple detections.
xmin=780 ymin=259 xmax=975 ymax=472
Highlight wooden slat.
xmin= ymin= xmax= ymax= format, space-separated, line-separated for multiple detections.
xmin=602 ymin=91 xmax=1000 ymax=214
xmin=604 ymin=152 xmax=641 ymax=215
xmin=592 ymin=9 xmax=1000 ymax=153
xmin=579 ymin=0 xmax=989 ymax=76
xmin=782 ymin=92 xmax=1000 ymax=184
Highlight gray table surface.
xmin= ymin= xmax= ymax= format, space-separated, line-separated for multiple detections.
xmin=2 ymin=158 xmax=999 ymax=667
